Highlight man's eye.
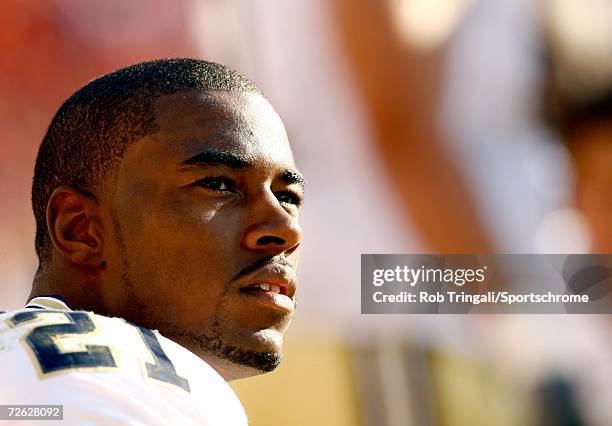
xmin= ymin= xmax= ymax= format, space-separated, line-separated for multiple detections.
xmin=276 ymin=191 xmax=302 ymax=207
xmin=195 ymin=177 xmax=234 ymax=192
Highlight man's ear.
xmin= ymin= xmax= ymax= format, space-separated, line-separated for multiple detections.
xmin=46 ymin=185 xmax=106 ymax=269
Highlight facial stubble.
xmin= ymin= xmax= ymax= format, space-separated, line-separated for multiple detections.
xmin=111 ymin=212 xmax=282 ymax=373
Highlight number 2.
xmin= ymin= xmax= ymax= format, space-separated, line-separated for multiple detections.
xmin=9 ymin=310 xmax=190 ymax=392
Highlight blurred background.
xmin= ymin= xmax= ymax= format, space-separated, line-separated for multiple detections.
xmin=1 ymin=0 xmax=611 ymax=424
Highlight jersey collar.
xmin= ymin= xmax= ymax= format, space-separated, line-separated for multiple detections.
xmin=25 ymin=295 xmax=72 ymax=311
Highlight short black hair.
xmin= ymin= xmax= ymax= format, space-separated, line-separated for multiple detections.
xmin=32 ymin=58 xmax=263 ymax=263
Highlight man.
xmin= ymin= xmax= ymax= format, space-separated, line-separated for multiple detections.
xmin=0 ymin=58 xmax=304 ymax=424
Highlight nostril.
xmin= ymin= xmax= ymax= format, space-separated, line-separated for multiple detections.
xmin=257 ymin=236 xmax=285 ymax=246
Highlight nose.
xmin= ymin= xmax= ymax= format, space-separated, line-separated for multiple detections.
xmin=242 ymin=192 xmax=302 ymax=255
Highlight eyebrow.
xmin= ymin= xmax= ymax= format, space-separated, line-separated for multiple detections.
xmin=182 ymin=148 xmax=252 ymax=169
xmin=281 ymin=169 xmax=305 ymax=191
xmin=182 ymin=148 xmax=305 ymax=191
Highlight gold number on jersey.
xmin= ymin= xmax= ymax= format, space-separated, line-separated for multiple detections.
xmin=8 ymin=310 xmax=190 ymax=392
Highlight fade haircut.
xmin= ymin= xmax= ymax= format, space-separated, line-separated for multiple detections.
xmin=32 ymin=58 xmax=263 ymax=264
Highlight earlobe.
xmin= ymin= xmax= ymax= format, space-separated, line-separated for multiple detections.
xmin=46 ymin=186 xmax=105 ymax=269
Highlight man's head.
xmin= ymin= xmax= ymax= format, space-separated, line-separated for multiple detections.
xmin=31 ymin=58 xmax=304 ymax=380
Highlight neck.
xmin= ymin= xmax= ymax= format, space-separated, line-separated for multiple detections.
xmin=30 ymin=264 xmax=105 ymax=313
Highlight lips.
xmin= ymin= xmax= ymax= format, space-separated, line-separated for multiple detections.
xmin=237 ymin=263 xmax=297 ymax=312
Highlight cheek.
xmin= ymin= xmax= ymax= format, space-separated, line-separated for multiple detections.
xmin=126 ymin=195 xmax=241 ymax=255
xmin=115 ymin=196 xmax=246 ymax=315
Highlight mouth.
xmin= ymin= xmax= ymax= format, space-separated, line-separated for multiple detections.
xmin=241 ymin=282 xmax=288 ymax=296
xmin=237 ymin=266 xmax=297 ymax=313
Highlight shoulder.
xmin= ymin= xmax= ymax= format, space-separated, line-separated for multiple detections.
xmin=0 ymin=309 xmax=247 ymax=425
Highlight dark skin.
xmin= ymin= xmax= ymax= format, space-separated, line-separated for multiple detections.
xmin=30 ymin=90 xmax=304 ymax=381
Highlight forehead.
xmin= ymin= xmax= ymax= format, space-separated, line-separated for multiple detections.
xmin=149 ymin=89 xmax=294 ymax=166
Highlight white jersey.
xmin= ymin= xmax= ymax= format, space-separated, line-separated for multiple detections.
xmin=0 ymin=296 xmax=247 ymax=425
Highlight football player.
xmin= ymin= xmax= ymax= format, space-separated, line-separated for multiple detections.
xmin=0 ymin=58 xmax=304 ymax=425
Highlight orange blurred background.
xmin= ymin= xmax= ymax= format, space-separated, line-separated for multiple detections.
xmin=1 ymin=1 xmax=611 ymax=425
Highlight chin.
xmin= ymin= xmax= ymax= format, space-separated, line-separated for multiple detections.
xmin=155 ymin=317 xmax=287 ymax=376
xmin=171 ymin=328 xmax=284 ymax=375
xmin=197 ymin=343 xmax=284 ymax=381
xmin=222 ymin=329 xmax=285 ymax=369
xmin=241 ymin=327 xmax=285 ymax=350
